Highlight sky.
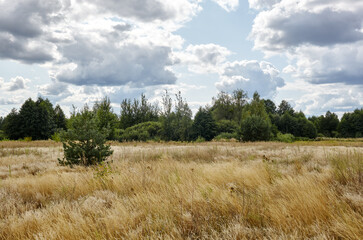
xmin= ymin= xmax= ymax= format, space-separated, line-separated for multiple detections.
xmin=0 ymin=0 xmax=362 ymax=117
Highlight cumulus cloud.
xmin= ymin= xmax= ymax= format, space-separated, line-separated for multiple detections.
xmin=0 ymin=0 xmax=202 ymax=86
xmin=293 ymin=85 xmax=363 ymax=116
xmin=216 ymin=60 xmax=285 ymax=97
xmin=0 ymin=0 xmax=69 ymax=63
xmin=248 ymin=0 xmax=280 ymax=10
xmin=56 ymin=40 xmax=177 ymax=87
xmin=249 ymin=0 xmax=363 ymax=86
xmin=251 ymin=8 xmax=363 ymax=51
xmin=212 ymin=0 xmax=239 ymax=12
xmin=39 ymin=81 xmax=70 ymax=96
xmin=1 ymin=76 xmax=30 ymax=91
xmin=78 ymin=0 xmax=201 ymax=24
xmin=177 ymin=44 xmax=231 ymax=73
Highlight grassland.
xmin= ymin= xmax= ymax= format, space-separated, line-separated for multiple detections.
xmin=0 ymin=141 xmax=362 ymax=239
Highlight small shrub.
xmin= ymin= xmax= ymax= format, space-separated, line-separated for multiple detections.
xmin=24 ymin=137 xmax=32 ymax=142
xmin=58 ymin=106 xmax=113 ymax=166
xmin=214 ymin=132 xmax=239 ymax=141
xmin=51 ymin=132 xmax=61 ymax=142
xmin=195 ymin=136 xmax=205 ymax=143
xmin=120 ymin=121 xmax=162 ymax=142
xmin=276 ymin=132 xmax=294 ymax=143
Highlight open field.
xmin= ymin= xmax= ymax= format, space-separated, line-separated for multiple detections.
xmin=0 ymin=141 xmax=362 ymax=239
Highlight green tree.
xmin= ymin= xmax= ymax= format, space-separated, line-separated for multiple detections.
xmin=54 ymin=104 xmax=67 ymax=130
xmin=240 ymin=92 xmax=271 ymax=141
xmin=338 ymin=109 xmax=363 ymax=138
xmin=94 ymin=97 xmax=118 ymax=140
xmin=2 ymin=109 xmax=22 ymax=140
xmin=173 ymin=91 xmax=193 ymax=141
xmin=318 ymin=111 xmax=339 ymax=137
xmin=277 ymin=100 xmax=294 ymax=116
xmin=192 ymin=107 xmax=217 ymax=141
xmin=0 ymin=116 xmax=3 ymax=130
xmin=263 ymin=99 xmax=277 ymax=115
xmin=240 ymin=115 xmax=271 ymax=142
xmin=120 ymin=94 xmax=159 ymax=129
xmin=59 ymin=105 xmax=113 ymax=166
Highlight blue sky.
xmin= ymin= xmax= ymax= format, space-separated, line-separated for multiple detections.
xmin=0 ymin=0 xmax=362 ymax=117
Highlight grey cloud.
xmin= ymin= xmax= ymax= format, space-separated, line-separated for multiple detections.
xmin=266 ymin=9 xmax=363 ymax=48
xmin=57 ymin=38 xmax=177 ymax=87
xmin=0 ymin=0 xmax=67 ymax=38
xmin=0 ymin=0 xmax=67 ymax=63
xmin=0 ymin=33 xmax=53 ymax=63
xmin=248 ymin=0 xmax=280 ymax=10
xmin=309 ymin=71 xmax=363 ymax=85
xmin=7 ymin=76 xmax=29 ymax=91
xmin=39 ymin=81 xmax=69 ymax=96
xmin=83 ymin=0 xmax=174 ymax=22
xmin=216 ymin=61 xmax=285 ymax=98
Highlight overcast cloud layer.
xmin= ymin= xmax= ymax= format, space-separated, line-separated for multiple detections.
xmin=0 ymin=0 xmax=362 ymax=117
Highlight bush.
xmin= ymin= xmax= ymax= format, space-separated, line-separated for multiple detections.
xmin=214 ymin=132 xmax=239 ymax=141
xmin=58 ymin=106 xmax=113 ymax=166
xmin=276 ymin=132 xmax=294 ymax=143
xmin=120 ymin=121 xmax=162 ymax=142
xmin=195 ymin=136 xmax=206 ymax=143
xmin=240 ymin=115 xmax=271 ymax=142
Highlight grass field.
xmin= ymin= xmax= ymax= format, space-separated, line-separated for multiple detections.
xmin=0 ymin=141 xmax=362 ymax=239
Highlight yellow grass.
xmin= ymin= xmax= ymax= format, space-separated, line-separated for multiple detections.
xmin=0 ymin=141 xmax=362 ymax=239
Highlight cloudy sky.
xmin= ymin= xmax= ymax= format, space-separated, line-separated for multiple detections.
xmin=0 ymin=0 xmax=362 ymax=117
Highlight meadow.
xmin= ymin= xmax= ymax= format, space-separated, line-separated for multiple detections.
xmin=0 ymin=141 xmax=362 ymax=239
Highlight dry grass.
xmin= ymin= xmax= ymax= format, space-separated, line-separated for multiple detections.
xmin=0 ymin=141 xmax=362 ymax=239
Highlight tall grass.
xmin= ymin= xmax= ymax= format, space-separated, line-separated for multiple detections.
xmin=0 ymin=142 xmax=362 ymax=239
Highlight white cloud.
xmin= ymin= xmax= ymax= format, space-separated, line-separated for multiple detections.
xmin=249 ymin=0 xmax=363 ymax=86
xmin=294 ymin=85 xmax=363 ymax=117
xmin=248 ymin=0 xmax=280 ymax=10
xmin=1 ymin=76 xmax=30 ymax=91
xmin=216 ymin=60 xmax=285 ymax=98
xmin=212 ymin=0 xmax=239 ymax=12
xmin=0 ymin=0 xmax=203 ymax=87
xmin=177 ymin=44 xmax=232 ymax=73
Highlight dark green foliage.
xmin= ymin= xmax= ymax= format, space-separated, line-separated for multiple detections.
xmin=192 ymin=107 xmax=217 ymax=141
xmin=263 ymin=99 xmax=277 ymax=115
xmin=54 ymin=104 xmax=67 ymax=130
xmin=309 ymin=111 xmax=339 ymax=137
xmin=2 ymin=109 xmax=22 ymax=140
xmin=0 ymin=116 xmax=3 ymax=130
xmin=94 ymin=97 xmax=118 ymax=140
xmin=160 ymin=91 xmax=193 ymax=141
xmin=277 ymin=100 xmax=294 ymax=116
xmin=240 ymin=92 xmax=272 ymax=141
xmin=2 ymin=97 xmax=64 ymax=140
xmin=276 ymin=112 xmax=317 ymax=139
xmin=240 ymin=115 xmax=271 ymax=141
xmin=59 ymin=105 xmax=113 ymax=166
xmin=120 ymin=94 xmax=159 ymax=129
xmin=216 ymin=120 xmax=239 ymax=135
xmin=338 ymin=109 xmax=363 ymax=138
xmin=211 ymin=89 xmax=248 ymax=123
xmin=120 ymin=121 xmax=162 ymax=141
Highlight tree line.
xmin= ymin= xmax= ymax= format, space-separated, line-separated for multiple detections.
xmin=0 ymin=90 xmax=362 ymax=142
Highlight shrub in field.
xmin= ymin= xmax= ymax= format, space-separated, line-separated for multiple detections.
xmin=214 ymin=132 xmax=239 ymax=141
xmin=276 ymin=132 xmax=294 ymax=143
xmin=120 ymin=121 xmax=162 ymax=141
xmin=58 ymin=106 xmax=113 ymax=166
